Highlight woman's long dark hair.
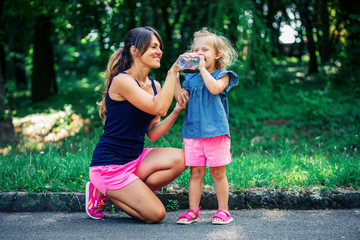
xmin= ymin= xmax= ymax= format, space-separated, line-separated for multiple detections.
xmin=98 ymin=27 xmax=163 ymax=121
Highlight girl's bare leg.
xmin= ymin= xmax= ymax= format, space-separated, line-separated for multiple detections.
xmin=209 ymin=165 xmax=229 ymax=222
xmin=178 ymin=166 xmax=206 ymax=222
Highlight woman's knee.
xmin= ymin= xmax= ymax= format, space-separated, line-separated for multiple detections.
xmin=143 ymin=206 xmax=166 ymax=224
xmin=171 ymin=148 xmax=187 ymax=170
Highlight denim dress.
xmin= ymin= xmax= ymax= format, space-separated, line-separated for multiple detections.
xmin=182 ymin=69 xmax=239 ymax=139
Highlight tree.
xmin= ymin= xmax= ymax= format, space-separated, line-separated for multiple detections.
xmin=6 ymin=4 xmax=32 ymax=89
xmin=319 ymin=0 xmax=330 ymax=64
xmin=0 ymin=66 xmax=15 ymax=146
xmin=31 ymin=14 xmax=57 ymax=102
xmin=0 ymin=0 xmax=5 ymax=80
xmin=1 ymin=0 xmax=33 ymax=90
xmin=336 ymin=0 xmax=360 ymax=86
xmin=296 ymin=0 xmax=318 ymax=74
xmin=248 ymin=0 xmax=273 ymax=86
xmin=0 ymin=0 xmax=15 ymax=145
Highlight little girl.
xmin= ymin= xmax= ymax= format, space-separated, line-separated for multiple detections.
xmin=175 ymin=28 xmax=239 ymax=225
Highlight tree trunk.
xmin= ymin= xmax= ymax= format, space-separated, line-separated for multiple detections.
xmin=337 ymin=1 xmax=360 ymax=86
xmin=0 ymin=67 xmax=15 ymax=146
xmin=124 ymin=0 xmax=137 ymax=30
xmin=297 ymin=0 xmax=318 ymax=74
xmin=266 ymin=0 xmax=281 ymax=57
xmin=0 ymin=40 xmax=5 ymax=82
xmin=0 ymin=0 xmax=5 ymax=80
xmin=320 ymin=0 xmax=330 ymax=64
xmin=31 ymin=14 xmax=57 ymax=102
xmin=12 ymin=47 xmax=27 ymax=89
xmin=0 ymin=0 xmax=16 ymax=145
xmin=296 ymin=27 xmax=304 ymax=62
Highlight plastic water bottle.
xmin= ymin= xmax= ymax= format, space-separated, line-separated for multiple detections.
xmin=177 ymin=57 xmax=200 ymax=69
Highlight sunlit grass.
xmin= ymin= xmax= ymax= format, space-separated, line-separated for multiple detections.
xmin=0 ymin=133 xmax=99 ymax=193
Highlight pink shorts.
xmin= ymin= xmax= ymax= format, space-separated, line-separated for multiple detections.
xmin=89 ymin=148 xmax=153 ymax=196
xmin=183 ymin=135 xmax=231 ymax=167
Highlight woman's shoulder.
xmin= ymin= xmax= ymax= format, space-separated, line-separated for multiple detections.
xmin=112 ymin=72 xmax=134 ymax=83
xmin=110 ymin=72 xmax=140 ymax=94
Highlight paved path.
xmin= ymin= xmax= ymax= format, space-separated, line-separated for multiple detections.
xmin=1 ymin=209 xmax=359 ymax=239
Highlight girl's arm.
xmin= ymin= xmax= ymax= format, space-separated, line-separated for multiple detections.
xmin=198 ymin=56 xmax=229 ymax=95
xmin=199 ymin=68 xmax=229 ymax=95
xmin=147 ymin=90 xmax=189 ymax=141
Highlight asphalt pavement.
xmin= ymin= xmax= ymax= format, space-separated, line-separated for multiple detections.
xmin=1 ymin=209 xmax=359 ymax=240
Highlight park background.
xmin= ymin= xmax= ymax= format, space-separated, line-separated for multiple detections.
xmin=0 ymin=0 xmax=359 ymax=195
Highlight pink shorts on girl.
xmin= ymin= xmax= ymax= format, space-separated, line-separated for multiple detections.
xmin=183 ymin=135 xmax=231 ymax=167
xmin=89 ymin=148 xmax=154 ymax=196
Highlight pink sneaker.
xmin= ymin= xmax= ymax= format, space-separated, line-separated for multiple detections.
xmin=85 ymin=182 xmax=106 ymax=219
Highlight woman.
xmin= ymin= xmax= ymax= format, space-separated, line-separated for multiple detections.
xmin=85 ymin=27 xmax=189 ymax=223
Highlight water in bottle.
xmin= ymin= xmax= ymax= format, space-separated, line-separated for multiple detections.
xmin=177 ymin=57 xmax=200 ymax=69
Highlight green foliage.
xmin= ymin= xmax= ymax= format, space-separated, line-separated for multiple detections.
xmin=165 ymin=199 xmax=180 ymax=211
xmin=296 ymin=89 xmax=332 ymax=121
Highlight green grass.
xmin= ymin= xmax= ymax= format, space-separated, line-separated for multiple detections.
xmin=150 ymin=132 xmax=360 ymax=192
xmin=1 ymin=62 xmax=359 ymax=193
xmin=0 ymin=136 xmax=95 ymax=193
xmin=1 ymin=134 xmax=358 ymax=192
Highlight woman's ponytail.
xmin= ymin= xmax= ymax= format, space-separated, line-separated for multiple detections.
xmin=98 ymin=48 xmax=132 ymax=121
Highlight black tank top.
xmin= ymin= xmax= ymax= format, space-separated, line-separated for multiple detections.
xmin=91 ymin=72 xmax=157 ymax=166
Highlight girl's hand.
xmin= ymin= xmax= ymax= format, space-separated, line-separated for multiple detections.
xmin=175 ymin=89 xmax=189 ymax=111
xmin=197 ymin=55 xmax=206 ymax=70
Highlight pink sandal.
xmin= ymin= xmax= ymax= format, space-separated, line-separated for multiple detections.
xmin=212 ymin=209 xmax=233 ymax=225
xmin=177 ymin=206 xmax=201 ymax=225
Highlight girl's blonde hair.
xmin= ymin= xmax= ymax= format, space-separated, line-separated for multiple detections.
xmin=191 ymin=27 xmax=237 ymax=69
xmin=98 ymin=27 xmax=163 ymax=121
